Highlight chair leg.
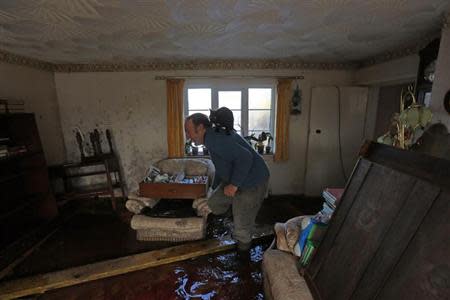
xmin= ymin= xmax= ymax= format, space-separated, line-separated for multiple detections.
xmin=104 ymin=160 xmax=116 ymax=211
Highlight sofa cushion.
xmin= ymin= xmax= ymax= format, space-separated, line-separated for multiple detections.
xmin=155 ymin=158 xmax=215 ymax=184
xmin=285 ymin=215 xmax=312 ymax=252
xmin=262 ymin=249 xmax=313 ymax=300
xmin=131 ymin=215 xmax=206 ymax=242
xmin=274 ymin=222 xmax=290 ymax=252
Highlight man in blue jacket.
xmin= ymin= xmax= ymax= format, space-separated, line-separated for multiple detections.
xmin=185 ymin=112 xmax=270 ymax=254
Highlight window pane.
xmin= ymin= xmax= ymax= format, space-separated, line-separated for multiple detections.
xmin=232 ymin=110 xmax=241 ymax=131
xmin=249 ymin=88 xmax=272 ymax=109
xmin=249 ymin=110 xmax=270 ymax=131
xmin=218 ymin=91 xmax=241 ymax=109
xmin=249 ymin=130 xmax=263 ymax=136
xmin=188 ymin=110 xmax=210 ymax=117
xmin=188 ymin=89 xmax=212 ymax=110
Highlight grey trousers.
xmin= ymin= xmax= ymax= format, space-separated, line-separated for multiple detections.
xmin=207 ymin=179 xmax=268 ymax=250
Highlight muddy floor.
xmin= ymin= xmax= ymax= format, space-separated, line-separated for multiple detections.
xmin=3 ymin=195 xmax=321 ymax=299
xmin=37 ymin=237 xmax=273 ymax=300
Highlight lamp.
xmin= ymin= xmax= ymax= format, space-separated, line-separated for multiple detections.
xmin=291 ymin=81 xmax=302 ymax=114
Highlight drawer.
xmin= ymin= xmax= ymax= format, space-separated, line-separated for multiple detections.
xmin=139 ymin=182 xmax=207 ymax=199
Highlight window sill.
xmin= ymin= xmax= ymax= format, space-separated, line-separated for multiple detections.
xmin=184 ymin=153 xmax=274 ymax=159
xmin=184 ymin=154 xmax=210 ymax=158
xmin=262 ymin=153 xmax=274 ymax=161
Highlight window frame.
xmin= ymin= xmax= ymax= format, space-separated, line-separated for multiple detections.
xmin=184 ymin=80 xmax=276 ymax=140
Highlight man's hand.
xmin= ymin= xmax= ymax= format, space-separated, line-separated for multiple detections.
xmin=224 ymin=184 xmax=238 ymax=197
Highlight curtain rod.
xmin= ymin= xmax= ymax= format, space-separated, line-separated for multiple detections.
xmin=154 ymin=75 xmax=305 ymax=80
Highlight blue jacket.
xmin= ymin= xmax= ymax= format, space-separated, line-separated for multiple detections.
xmin=204 ymin=127 xmax=270 ymax=188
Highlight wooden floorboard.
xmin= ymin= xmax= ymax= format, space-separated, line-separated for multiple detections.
xmin=0 ymin=238 xmax=238 ymax=299
xmin=0 ymin=210 xmax=76 ymax=281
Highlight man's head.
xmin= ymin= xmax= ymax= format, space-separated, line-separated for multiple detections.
xmin=185 ymin=113 xmax=211 ymax=145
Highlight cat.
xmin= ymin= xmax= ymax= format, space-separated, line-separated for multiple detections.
xmin=209 ymin=107 xmax=235 ymax=135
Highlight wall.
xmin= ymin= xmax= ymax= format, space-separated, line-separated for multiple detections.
xmin=54 ymin=69 xmax=354 ymax=195
xmin=353 ymin=55 xmax=421 ymax=142
xmin=354 ymin=55 xmax=420 ymax=86
xmin=0 ymin=62 xmax=65 ymax=164
xmin=430 ymin=22 xmax=450 ymax=129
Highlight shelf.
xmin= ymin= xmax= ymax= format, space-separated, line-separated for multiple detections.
xmin=64 ymin=170 xmax=112 ymax=178
xmin=0 ymin=113 xmax=57 ymax=252
xmin=62 ymin=154 xmax=116 ymax=168
xmin=65 ymin=183 xmax=122 ymax=198
xmin=0 ymin=151 xmax=43 ymax=165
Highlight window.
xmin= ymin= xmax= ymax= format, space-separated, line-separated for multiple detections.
xmin=218 ymin=90 xmax=242 ymax=135
xmin=187 ymin=88 xmax=211 ymax=116
xmin=248 ymin=88 xmax=272 ymax=138
xmin=184 ymin=80 xmax=276 ymax=155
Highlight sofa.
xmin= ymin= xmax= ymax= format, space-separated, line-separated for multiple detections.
xmin=262 ymin=215 xmax=314 ymax=300
xmin=127 ymin=157 xmax=215 ymax=242
xmin=263 ymin=247 xmax=313 ymax=300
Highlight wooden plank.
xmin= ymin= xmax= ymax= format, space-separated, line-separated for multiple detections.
xmin=0 ymin=225 xmax=60 ymax=281
xmin=313 ymin=162 xmax=416 ymax=300
xmin=0 ymin=238 xmax=238 ymax=299
xmin=375 ymin=192 xmax=450 ymax=300
xmin=364 ymin=142 xmax=450 ymax=190
xmin=307 ymin=158 xmax=372 ymax=278
xmin=350 ymin=180 xmax=440 ymax=300
xmin=0 ymin=211 xmax=72 ymax=281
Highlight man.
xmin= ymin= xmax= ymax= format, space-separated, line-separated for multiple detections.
xmin=185 ymin=112 xmax=270 ymax=255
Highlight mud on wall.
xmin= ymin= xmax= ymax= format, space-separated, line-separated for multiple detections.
xmin=54 ymin=72 xmax=167 ymax=193
xmin=54 ymin=69 xmax=355 ymax=195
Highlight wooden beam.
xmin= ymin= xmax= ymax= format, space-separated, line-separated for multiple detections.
xmin=0 ymin=211 xmax=75 ymax=281
xmin=0 ymin=238 xmax=237 ymax=299
xmin=0 ymin=226 xmax=60 ymax=281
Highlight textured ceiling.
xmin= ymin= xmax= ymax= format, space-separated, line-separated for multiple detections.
xmin=0 ymin=0 xmax=449 ymax=64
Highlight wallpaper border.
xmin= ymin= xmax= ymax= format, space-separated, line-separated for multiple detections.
xmin=0 ymin=49 xmax=55 ymax=72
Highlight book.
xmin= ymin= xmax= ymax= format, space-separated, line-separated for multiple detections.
xmin=322 ymin=187 xmax=344 ymax=208
xmin=322 ymin=202 xmax=334 ymax=215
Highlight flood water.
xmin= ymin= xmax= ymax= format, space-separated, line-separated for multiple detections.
xmin=39 ymin=237 xmax=272 ymax=300
xmin=12 ymin=196 xmax=319 ymax=299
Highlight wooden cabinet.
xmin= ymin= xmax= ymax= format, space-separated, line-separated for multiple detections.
xmin=0 ymin=113 xmax=58 ymax=250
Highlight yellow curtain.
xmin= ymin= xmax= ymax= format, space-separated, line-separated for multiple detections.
xmin=274 ymin=79 xmax=292 ymax=162
xmin=166 ymin=79 xmax=185 ymax=158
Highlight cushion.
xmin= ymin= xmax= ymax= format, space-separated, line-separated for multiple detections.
xmin=285 ymin=215 xmax=312 ymax=252
xmin=262 ymin=249 xmax=314 ymax=300
xmin=274 ymin=223 xmax=290 ymax=252
xmin=131 ymin=215 xmax=206 ymax=242
xmin=125 ymin=193 xmax=159 ymax=214
xmin=155 ymin=158 xmax=215 ymax=184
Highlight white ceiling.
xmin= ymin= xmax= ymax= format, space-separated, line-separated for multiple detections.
xmin=0 ymin=0 xmax=448 ymax=64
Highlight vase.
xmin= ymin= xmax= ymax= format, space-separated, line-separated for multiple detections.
xmin=257 ymin=144 xmax=265 ymax=154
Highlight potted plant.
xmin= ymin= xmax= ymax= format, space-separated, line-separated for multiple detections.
xmin=244 ymin=132 xmax=273 ymax=154
xmin=377 ymin=85 xmax=432 ymax=149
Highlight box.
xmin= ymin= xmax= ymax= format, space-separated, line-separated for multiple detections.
xmin=139 ymin=180 xmax=208 ymax=199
